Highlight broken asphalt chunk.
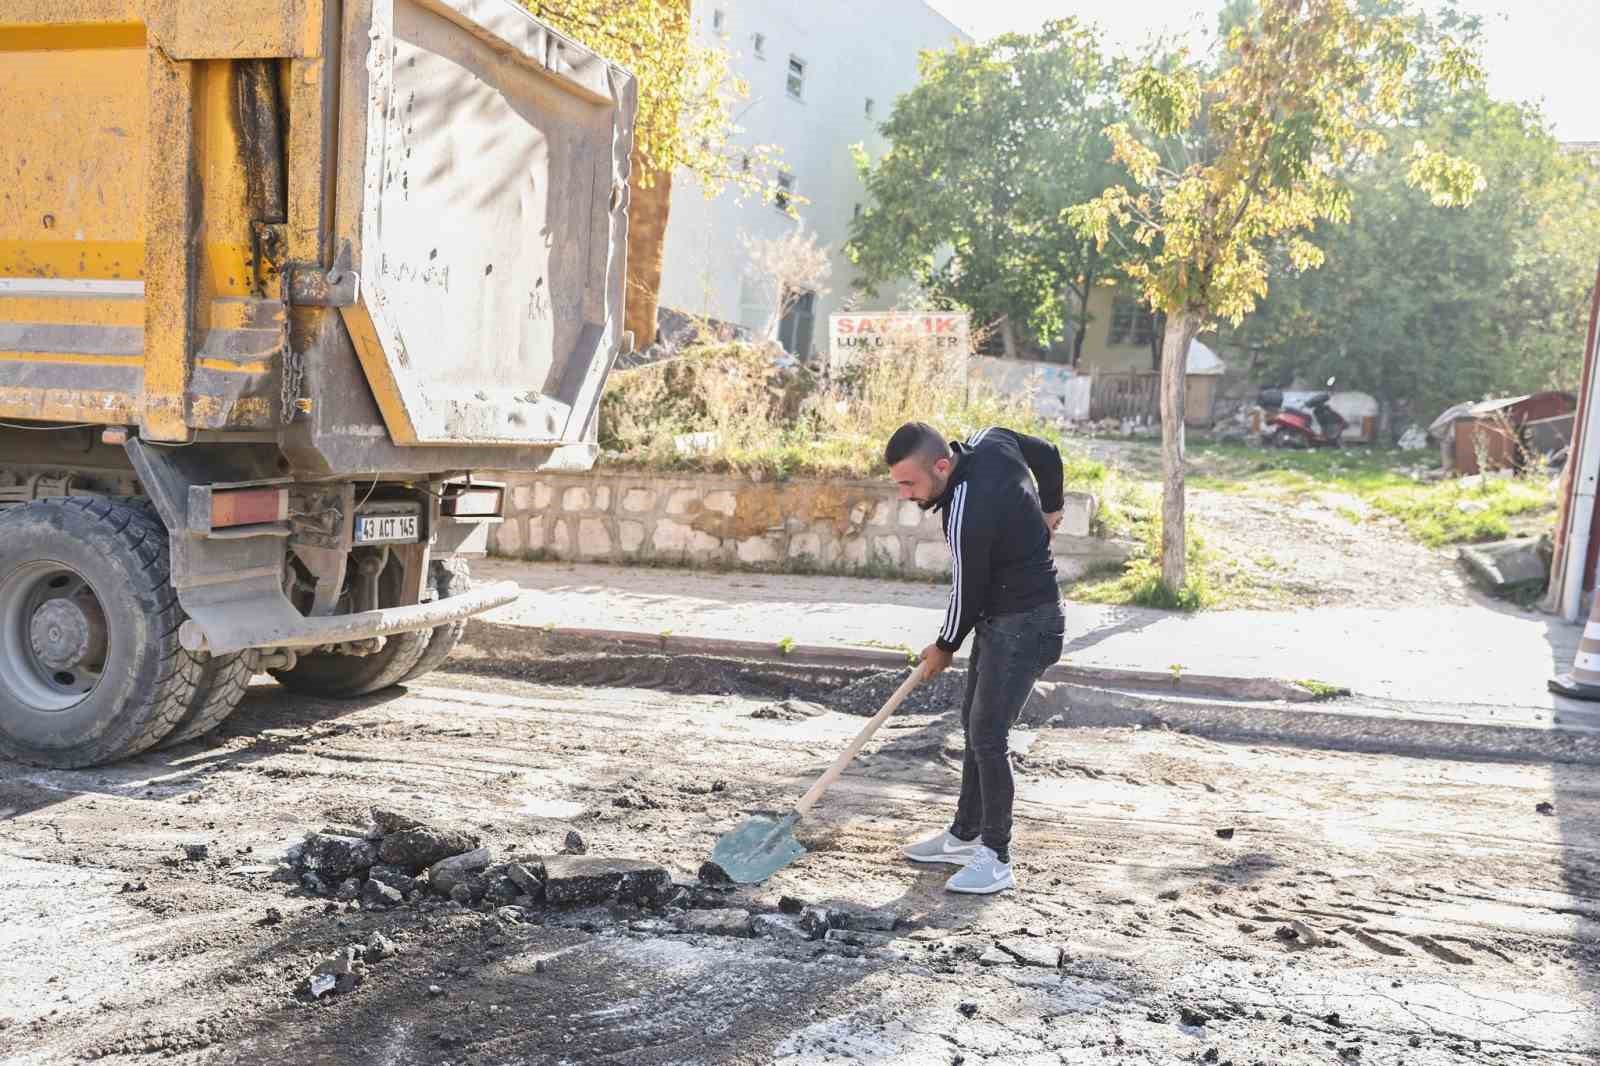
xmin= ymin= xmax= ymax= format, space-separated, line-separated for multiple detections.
xmin=675 ymin=908 xmax=753 ymax=937
xmin=361 ymin=879 xmax=403 ymax=910
xmin=505 ymin=861 xmax=546 ymax=899
xmin=302 ymin=833 xmax=379 ymax=880
xmin=697 ymin=860 xmax=734 ymax=887
xmin=752 ymin=914 xmax=810 ymax=943
xmin=563 ymin=830 xmax=587 ymax=855
xmin=378 ymin=828 xmax=479 ymax=872
xmin=541 ymin=856 xmax=671 ymax=905
xmin=428 ymin=847 xmax=492 ymax=898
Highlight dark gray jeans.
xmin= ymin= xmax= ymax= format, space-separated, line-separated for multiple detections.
xmin=950 ymin=600 xmax=1066 ymax=860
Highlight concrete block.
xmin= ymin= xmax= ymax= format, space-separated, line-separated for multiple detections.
xmin=842 ymin=539 xmax=868 ymax=568
xmin=789 ymin=532 xmax=822 ymax=560
xmin=687 ymin=529 xmax=722 ymax=555
xmin=898 ymin=501 xmax=924 ymax=528
xmin=871 ymin=500 xmax=892 ymax=526
xmin=872 ymin=535 xmax=902 ymax=566
xmin=1058 ymin=492 xmax=1095 ymax=538
xmin=534 ymin=483 xmax=553 ymax=509
xmin=512 ymin=485 xmax=531 ymax=511
xmin=623 ymin=487 xmax=657 ymax=513
xmin=578 ymin=518 xmax=612 ymax=558
xmin=618 ymin=520 xmax=646 ymax=553
xmin=594 ymin=486 xmax=611 ymax=511
xmin=737 ymin=535 xmax=782 ymax=564
xmin=525 ymin=519 xmax=546 ymax=554
xmin=654 ymin=519 xmax=692 ymax=553
xmin=551 ymin=519 xmax=571 ymax=556
xmin=849 ymin=502 xmax=870 ymax=527
xmin=666 ymin=489 xmax=700 ymax=516
xmin=562 ymin=486 xmax=592 ymax=512
xmin=914 ymin=541 xmax=950 ymax=573
xmin=1458 ymin=537 xmax=1548 ymax=598
xmin=704 ymin=490 xmax=737 ymax=516
xmin=493 ymin=517 xmax=522 ymax=556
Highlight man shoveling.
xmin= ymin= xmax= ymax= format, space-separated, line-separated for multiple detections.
xmin=884 ymin=422 xmax=1066 ymax=894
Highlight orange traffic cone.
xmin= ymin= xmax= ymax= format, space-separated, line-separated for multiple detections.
xmin=1551 ymin=592 xmax=1600 ymax=700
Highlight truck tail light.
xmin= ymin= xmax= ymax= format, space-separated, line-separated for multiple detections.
xmin=441 ymin=486 xmax=503 ymax=517
xmin=211 ymin=487 xmax=289 ymax=528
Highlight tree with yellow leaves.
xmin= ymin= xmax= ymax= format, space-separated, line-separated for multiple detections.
xmin=1069 ymin=0 xmax=1484 ymax=595
xmin=524 ymin=1 xmax=782 ymax=346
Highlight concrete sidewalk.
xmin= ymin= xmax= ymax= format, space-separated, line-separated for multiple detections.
xmin=475 ymin=560 xmax=1585 ymax=725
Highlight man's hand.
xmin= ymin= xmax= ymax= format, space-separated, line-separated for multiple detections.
xmin=919 ymin=643 xmax=954 ymax=678
xmin=1043 ymin=510 xmax=1063 ymax=534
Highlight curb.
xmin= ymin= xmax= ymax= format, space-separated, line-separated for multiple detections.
xmin=459 ymin=619 xmax=1328 ymax=703
xmin=1025 ymin=683 xmax=1600 ymax=766
xmin=452 ymin=620 xmax=1600 ymax=765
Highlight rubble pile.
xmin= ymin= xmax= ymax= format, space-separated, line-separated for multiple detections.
xmin=277 ymin=806 xmax=926 ymax=1001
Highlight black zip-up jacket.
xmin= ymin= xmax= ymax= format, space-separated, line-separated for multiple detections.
xmin=931 ymin=426 xmax=1063 ymax=653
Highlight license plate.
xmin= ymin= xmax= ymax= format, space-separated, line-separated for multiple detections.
xmin=355 ymin=514 xmax=419 ymax=544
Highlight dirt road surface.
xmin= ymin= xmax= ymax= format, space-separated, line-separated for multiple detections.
xmin=2 ymin=657 xmax=1597 ymax=1064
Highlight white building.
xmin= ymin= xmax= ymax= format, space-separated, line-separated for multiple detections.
xmin=655 ymin=0 xmax=967 ymax=358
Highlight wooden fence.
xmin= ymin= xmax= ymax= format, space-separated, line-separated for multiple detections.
xmin=1089 ymin=371 xmax=1160 ymax=422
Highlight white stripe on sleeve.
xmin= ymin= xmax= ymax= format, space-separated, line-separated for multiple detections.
xmin=941 ymin=483 xmax=967 ymax=642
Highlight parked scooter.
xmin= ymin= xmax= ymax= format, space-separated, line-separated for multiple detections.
xmin=1259 ymin=377 xmax=1348 ymax=448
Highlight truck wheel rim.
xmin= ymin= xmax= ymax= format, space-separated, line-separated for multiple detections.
xmin=0 ymin=562 xmax=109 ymax=711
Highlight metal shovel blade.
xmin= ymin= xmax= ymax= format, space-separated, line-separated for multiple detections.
xmin=710 ymin=812 xmax=805 ymax=884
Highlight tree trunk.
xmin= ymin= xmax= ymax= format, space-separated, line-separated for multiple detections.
xmin=1069 ymin=280 xmax=1092 ymax=368
xmin=1158 ymin=311 xmax=1202 ymax=592
xmin=624 ymin=158 xmax=672 ymax=350
xmin=1000 ymin=317 xmax=1019 ymax=359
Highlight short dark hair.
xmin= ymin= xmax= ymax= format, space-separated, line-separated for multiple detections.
xmin=884 ymin=421 xmax=950 ymax=467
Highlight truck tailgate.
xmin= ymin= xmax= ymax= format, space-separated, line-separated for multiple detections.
xmin=338 ymin=0 xmax=635 ymax=447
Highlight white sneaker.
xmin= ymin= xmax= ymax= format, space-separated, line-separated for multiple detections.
xmin=901 ymin=829 xmax=983 ymax=866
xmin=945 ymin=846 xmax=1014 ymax=894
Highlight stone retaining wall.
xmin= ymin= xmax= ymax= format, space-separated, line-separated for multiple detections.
xmin=489 ymin=469 xmax=1132 ymax=580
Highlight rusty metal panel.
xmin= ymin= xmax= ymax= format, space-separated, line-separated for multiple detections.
xmin=139 ymin=45 xmax=199 ymax=440
xmin=340 ymin=0 xmax=634 ymax=446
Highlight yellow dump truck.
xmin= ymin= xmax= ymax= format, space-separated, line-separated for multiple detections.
xmin=0 ymin=0 xmax=635 ymax=766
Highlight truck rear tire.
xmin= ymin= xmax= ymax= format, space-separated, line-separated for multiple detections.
xmin=110 ymin=501 xmax=253 ymax=750
xmin=268 ymin=547 xmax=428 ymax=698
xmin=0 ymin=497 xmax=200 ymax=768
xmin=269 ymin=631 xmax=428 ymax=698
xmin=399 ymin=557 xmax=471 ymax=684
xmin=159 ymin=652 xmax=252 ymax=748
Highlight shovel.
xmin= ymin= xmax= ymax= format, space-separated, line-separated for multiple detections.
xmin=711 ymin=664 xmax=927 ymax=883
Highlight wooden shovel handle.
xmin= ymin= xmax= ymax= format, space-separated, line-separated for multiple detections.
xmin=794 ymin=665 xmax=926 ymax=817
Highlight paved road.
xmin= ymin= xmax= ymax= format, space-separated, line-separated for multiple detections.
xmin=2 ymin=663 xmax=1597 ymax=1064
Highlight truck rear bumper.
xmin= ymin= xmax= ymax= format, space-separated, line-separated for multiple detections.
xmin=177 ymin=580 xmax=520 ymax=656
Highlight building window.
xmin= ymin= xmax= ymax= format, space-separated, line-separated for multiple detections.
xmin=864 ymin=97 xmax=875 ymax=118
xmin=1109 ymin=294 xmax=1156 ymax=347
xmin=775 ymin=172 xmax=795 ymax=212
xmin=786 ymin=56 xmax=806 ymax=99
xmin=712 ymin=8 xmax=724 ymax=30
xmin=752 ymin=32 xmax=766 ymax=58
